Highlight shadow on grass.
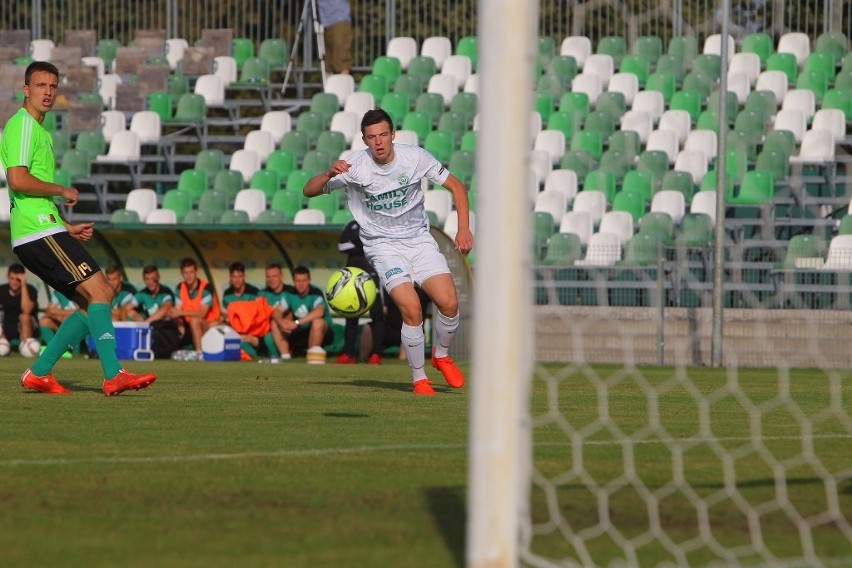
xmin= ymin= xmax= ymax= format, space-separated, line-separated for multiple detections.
xmin=323 ymin=412 xmax=370 ymax=418
xmin=424 ymin=485 xmax=466 ymax=567
xmin=313 ymin=379 xmax=457 ymax=394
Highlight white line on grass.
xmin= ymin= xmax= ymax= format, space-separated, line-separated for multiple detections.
xmin=2 ymin=433 xmax=851 ymax=468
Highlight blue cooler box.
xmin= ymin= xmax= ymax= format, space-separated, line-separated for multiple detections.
xmin=201 ymin=325 xmax=241 ymax=361
xmin=87 ymin=321 xmax=154 ymax=361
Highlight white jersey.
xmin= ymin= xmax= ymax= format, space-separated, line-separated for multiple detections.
xmin=324 ymin=144 xmax=449 ymax=241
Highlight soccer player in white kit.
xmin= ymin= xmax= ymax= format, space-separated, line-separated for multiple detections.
xmin=304 ymin=109 xmax=473 ymax=395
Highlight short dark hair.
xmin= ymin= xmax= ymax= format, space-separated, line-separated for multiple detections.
xmin=229 ymin=261 xmax=245 ymax=274
xmin=293 ymin=265 xmax=311 ymax=278
xmin=360 ymin=108 xmax=394 ymax=135
xmin=25 ymin=61 xmax=60 ymax=85
xmin=105 ymin=264 xmax=121 ymax=276
xmin=266 ymin=263 xmax=283 ymax=271
xmin=142 ymin=265 xmax=159 ymax=276
xmin=180 ymin=258 xmax=197 ymax=270
xmin=8 ymin=263 xmax=25 ymax=275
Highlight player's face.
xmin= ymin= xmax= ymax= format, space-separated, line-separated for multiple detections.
xmin=143 ymin=271 xmax=160 ymax=291
xmin=293 ymin=273 xmax=311 ymax=295
xmin=362 ymin=121 xmax=395 ymax=164
xmin=7 ymin=273 xmax=22 ymax=292
xmin=266 ymin=268 xmax=283 ymax=291
xmin=230 ymin=270 xmax=245 ymax=291
xmin=181 ymin=265 xmax=197 ymax=285
xmin=106 ymin=271 xmax=122 ymax=292
xmin=23 ymin=70 xmax=58 ymax=117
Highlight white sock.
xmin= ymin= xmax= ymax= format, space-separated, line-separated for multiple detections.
xmin=433 ymin=311 xmax=459 ymax=359
xmin=401 ymin=322 xmax=427 ymax=381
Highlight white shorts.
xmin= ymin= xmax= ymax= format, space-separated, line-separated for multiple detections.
xmin=363 ymin=232 xmax=450 ymax=293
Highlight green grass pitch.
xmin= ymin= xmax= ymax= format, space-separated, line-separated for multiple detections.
xmin=1 ymin=356 xmax=850 ymax=566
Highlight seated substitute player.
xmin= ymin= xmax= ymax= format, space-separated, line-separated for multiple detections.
xmin=220 ymin=261 xmax=267 ymax=353
xmin=335 ymin=219 xmax=385 ymax=365
xmin=167 ymin=257 xmax=221 ymax=353
xmin=303 ymin=108 xmax=473 ymax=395
xmin=128 ymin=265 xmax=175 ymax=323
xmin=0 ymin=263 xmax=40 ymax=349
xmin=270 ymin=265 xmax=334 ymax=361
xmin=105 ymin=264 xmax=138 ymax=322
xmin=259 ymin=263 xmax=297 ymax=359
xmin=0 ymin=60 xmax=155 ymax=395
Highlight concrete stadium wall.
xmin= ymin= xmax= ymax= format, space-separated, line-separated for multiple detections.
xmin=536 ymin=305 xmax=852 ymax=368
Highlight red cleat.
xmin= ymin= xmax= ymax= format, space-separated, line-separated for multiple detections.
xmin=367 ymin=353 xmax=382 ymax=365
xmin=21 ymin=368 xmax=71 ymax=395
xmin=103 ymin=369 xmax=157 ymax=396
xmin=335 ymin=353 xmax=357 ymax=364
xmin=431 ymin=348 xmax=465 ymax=388
xmin=413 ymin=379 xmax=436 ymax=396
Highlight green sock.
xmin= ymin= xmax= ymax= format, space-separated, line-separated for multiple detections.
xmin=39 ymin=325 xmax=56 ymax=345
xmin=87 ymin=303 xmax=122 ymax=378
xmin=32 ymin=312 xmax=88 ymax=376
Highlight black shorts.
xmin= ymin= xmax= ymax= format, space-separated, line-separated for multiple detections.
xmin=287 ymin=323 xmax=334 ymax=354
xmin=14 ymin=232 xmax=101 ymax=299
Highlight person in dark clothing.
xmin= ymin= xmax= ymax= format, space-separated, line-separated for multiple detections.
xmin=335 ymin=220 xmax=386 ymax=364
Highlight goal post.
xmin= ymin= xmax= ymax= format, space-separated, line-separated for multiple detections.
xmin=467 ymin=0 xmax=537 ymax=566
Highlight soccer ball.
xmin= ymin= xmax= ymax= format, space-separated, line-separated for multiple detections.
xmin=19 ymin=338 xmax=41 ymax=358
xmin=0 ymin=337 xmax=10 ymax=356
xmin=325 ymin=267 xmax=377 ymax=318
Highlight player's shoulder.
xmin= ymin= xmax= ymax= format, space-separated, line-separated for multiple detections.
xmin=245 ymin=283 xmax=261 ymax=295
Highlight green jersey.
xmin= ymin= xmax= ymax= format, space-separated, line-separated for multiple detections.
xmin=135 ymin=284 xmax=175 ymax=319
xmin=0 ymin=108 xmax=65 ymax=246
xmin=259 ymin=284 xmax=296 ymax=311
xmin=222 ymin=283 xmax=260 ymax=313
xmin=282 ymin=285 xmax=333 ymax=329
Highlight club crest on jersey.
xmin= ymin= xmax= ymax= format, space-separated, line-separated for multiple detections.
xmin=397 ymin=173 xmax=410 ymax=186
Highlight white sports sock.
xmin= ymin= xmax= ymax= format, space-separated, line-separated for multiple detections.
xmin=433 ymin=311 xmax=459 ymax=359
xmin=401 ymin=322 xmax=427 ymax=381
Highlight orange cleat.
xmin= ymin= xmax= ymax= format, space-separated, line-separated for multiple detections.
xmin=431 ymin=348 xmax=465 ymax=388
xmin=335 ymin=353 xmax=357 ymax=364
xmin=413 ymin=379 xmax=436 ymax=396
xmin=21 ymin=368 xmax=71 ymax=395
xmin=103 ymin=369 xmax=157 ymax=396
xmin=367 ymin=353 xmax=382 ymax=365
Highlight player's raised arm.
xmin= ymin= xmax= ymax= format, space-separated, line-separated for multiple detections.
xmin=6 ymin=166 xmax=79 ymax=206
xmin=304 ymin=160 xmax=350 ymax=198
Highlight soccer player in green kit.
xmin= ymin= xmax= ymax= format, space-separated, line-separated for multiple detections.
xmin=0 ymin=61 xmax=156 ymax=395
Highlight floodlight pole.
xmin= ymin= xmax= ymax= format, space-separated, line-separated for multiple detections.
xmin=711 ymin=0 xmax=731 ymax=367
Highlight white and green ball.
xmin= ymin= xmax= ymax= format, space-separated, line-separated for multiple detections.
xmin=325 ymin=267 xmax=377 ymax=318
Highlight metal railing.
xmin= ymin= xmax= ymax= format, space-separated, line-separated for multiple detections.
xmin=3 ymin=0 xmax=850 ymax=70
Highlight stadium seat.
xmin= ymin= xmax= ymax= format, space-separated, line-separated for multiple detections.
xmin=229 ymin=149 xmax=262 ymax=184
xmin=424 ymin=130 xmax=455 ymax=164
xmin=244 ymin=129 xmax=275 ymax=163
xmin=110 ymin=209 xmax=141 ymax=225
xmin=255 ymin=209 xmax=288 ymax=225
xmin=607 ymin=73 xmax=638 ymax=106
xmin=638 ymin=211 xmax=675 ymax=243
xmin=219 ymin=209 xmax=251 ymax=225
xmin=421 ymin=36 xmax=452 ymax=70
xmin=650 ymin=189 xmax=686 ymax=224
xmin=387 ymin=36 xmax=418 ymax=70
xmin=233 ymin=188 xmax=267 ymax=222
xmin=598 ymin=210 xmax=634 ymax=246
xmin=596 ymin=36 xmax=626 ymax=66
xmin=703 ymin=33 xmax=734 ymax=57
xmin=176 ymin=169 xmax=209 ymax=202
xmin=742 ymin=32 xmax=773 ymax=65
xmin=310 ymin=92 xmax=340 ymax=125
xmin=558 ymin=211 xmax=593 ymax=245
xmin=646 ymin=129 xmax=679 ymax=164
xmin=194 ymin=149 xmax=225 ymax=183
xmin=767 ymin=52 xmax=798 ymax=83
xmin=572 ymin=189 xmax=607 ymax=226
xmin=329 ymin=111 xmax=359 ymax=144
xmin=259 ymin=110 xmax=292 ymax=145
xmin=358 ymin=73 xmax=389 ymax=101
xmin=574 ymin=231 xmax=621 ymax=266
xmin=675 ymin=213 xmax=714 ymax=247
xmin=755 ymin=71 xmax=789 ymax=106
xmin=632 ymin=90 xmax=664 ymax=124
xmin=380 ymin=92 xmax=411 ymax=127
xmin=145 ymin=208 xmax=178 ymax=224
xmin=689 ymin=190 xmax=717 ymax=224
xmin=213 ymin=55 xmax=238 ymax=84
xmin=621 ymin=169 xmax=654 ymax=203
xmin=560 ymin=36 xmax=592 ymax=67
xmin=249 ymin=169 xmax=281 ymax=200
xmin=811 ymin=109 xmax=845 ymax=143
xmin=407 ymin=55 xmax=438 ymax=84
xmin=543 ymin=232 xmax=582 ymax=265
xmin=425 ymin=189 xmax=454 ymax=226
xmin=673 ymin=149 xmax=708 ymax=187
xmin=343 ymin=91 xmax=375 ymax=122
xmin=442 ymin=55 xmax=472 ymax=90
xmin=455 ymin=35 xmax=478 ymax=71
xmin=781 ymin=234 xmax=826 ymax=268
xmin=161 ymin=189 xmax=192 ymax=221
xmin=570 ymin=73 xmax=603 ymax=106
xmin=372 ymin=55 xmax=402 ymax=85
xmin=612 ymin=190 xmax=646 ymax=223
xmin=197 ymin=190 xmax=229 ymax=218
xmin=325 ymin=73 xmax=356 ymax=106
xmin=270 ymin=189 xmax=304 ymax=220
xmin=773 ymin=109 xmax=807 ymax=144
xmin=777 ymin=32 xmax=810 ymax=66
xmin=258 ymin=38 xmax=288 ymax=68
xmin=293 ymin=208 xmax=327 ymax=225
xmin=620 ymin=110 xmax=653 ymax=144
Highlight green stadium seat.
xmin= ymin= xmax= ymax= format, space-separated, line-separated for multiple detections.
xmin=583 ymin=170 xmax=616 ymax=203
xmin=755 ymin=149 xmax=790 ymax=183
xmin=182 ymin=210 xmax=217 ymax=225
xmin=255 ymin=209 xmax=288 ymax=225
xmin=796 ymin=69 xmax=829 ymax=103
xmin=448 ymin=150 xmax=476 ymax=185
xmin=543 ymin=232 xmax=582 ymax=265
xmin=423 ymin=130 xmax=455 ymax=164
xmin=608 ymin=130 xmax=641 ymax=164
xmin=636 ymin=150 xmax=669 ymax=187
xmin=638 ymin=211 xmax=674 ymax=243
xmin=622 ymin=233 xmax=662 ymax=266
xmin=670 ymin=90 xmax=702 ymax=122
xmin=594 ymin=92 xmax=626 ymax=120
xmin=559 ymin=92 xmax=590 ymax=120
xmin=597 ymin=36 xmax=627 ymax=65
xmin=51 ymin=130 xmax=72 ymax=161
xmin=168 ymin=75 xmax=190 ymax=102
xmin=548 ymin=55 xmax=578 ymax=87
xmin=302 ymin=149 xmax=333 ymax=175
xmin=661 ymin=170 xmax=695 ymax=204
xmin=532 ymin=211 xmax=556 ymax=261
xmin=456 ymin=36 xmax=478 ymax=71
xmin=177 ymin=168 xmax=209 ymax=202
xmin=197 ymin=190 xmax=229 ymax=217
xmin=654 ymin=55 xmax=685 ymax=84
xmin=402 ymin=110 xmax=433 ymax=142
xmin=744 ymin=90 xmax=777 ymax=117
xmin=234 ymin=57 xmax=271 ymax=86
xmin=449 ymin=92 xmax=478 ymax=123
xmin=265 ymin=149 xmax=299 ymax=181
xmin=676 ymin=213 xmax=713 ymax=247
xmin=60 ymin=149 xmax=92 ymax=179
xmin=538 ymin=36 xmax=556 ymax=65
xmin=646 ymin=72 xmax=676 ymax=103
xmin=821 ymin=88 xmax=851 ymax=121
xmin=147 ymin=91 xmax=173 ymax=120
xmin=110 ymin=209 xmax=141 ymax=225
xmin=460 ymin=130 xmax=477 ymax=152
xmin=380 ymin=91 xmax=411 ymax=128
xmin=167 ymin=93 xmax=206 ymax=123
xmin=437 ymin=111 xmax=469 ymax=143
xmin=729 ymin=170 xmax=774 ymax=205
xmin=316 ymin=131 xmax=347 ymax=157
xmin=270 ymin=189 xmax=304 ymax=220
xmin=219 ymin=209 xmax=251 ymax=224
xmin=597 ymin=149 xmax=630 ymax=180
xmin=619 ymin=55 xmax=650 ymax=86
xmin=407 ymin=56 xmax=437 ymax=83
xmin=249 ymin=169 xmax=281 ymax=200
xmin=372 ymin=55 xmax=403 ymax=84
xmin=310 ymin=92 xmax=341 ymax=125
xmin=781 ymin=234 xmax=826 ymax=268
xmin=161 ymin=189 xmax=192 ymax=221
xmin=708 ymin=91 xmax=739 ymax=124
xmin=767 ymin=52 xmax=798 ymax=83
xmin=667 ymin=36 xmax=698 ymax=62
xmin=258 ymin=38 xmax=288 ymax=68
xmin=838 ymin=216 xmax=852 ymax=236
xmin=279 ymin=131 xmax=310 ymax=163
xmin=815 ymin=32 xmax=848 ymax=61
xmin=762 ymin=130 xmax=796 ymax=158
xmin=560 ymin=149 xmax=596 ymax=179
xmin=331 ymin=209 xmax=354 ymax=225
xmin=681 ymin=71 xmax=713 ymax=99
xmin=194 ymin=149 xmax=225 ymax=183
xmin=307 ymin=192 xmax=340 ymax=222
xmin=393 ymin=74 xmax=425 ymax=99
xmin=232 ymin=37 xmax=255 ymax=70
xmin=75 ymin=130 xmax=106 ymax=161
xmin=693 ymin=54 xmax=721 ymax=81
xmin=571 ymin=130 xmax=603 ymax=160
xmin=414 ymin=92 xmax=445 ymax=126
xmin=213 ymin=169 xmax=245 ymax=201
xmin=537 ymin=74 xmax=564 ymax=99
xmin=741 ymin=33 xmax=773 ymax=65
xmin=285 ymin=169 xmax=314 ymax=193
xmin=612 ymin=190 xmax=647 ymax=223
xmin=803 ymin=52 xmax=836 ymax=82
xmin=296 ymin=111 xmax=326 ymax=145
xmin=622 ymin=169 xmax=654 ymax=203
xmin=547 ymin=110 xmax=581 ymax=141
xmin=534 ymin=91 xmax=555 ymax=122
xmin=632 ymin=35 xmax=663 ymax=64
xmin=696 ymin=109 xmax=720 ymax=133
xmin=358 ymin=73 xmax=389 ymax=101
